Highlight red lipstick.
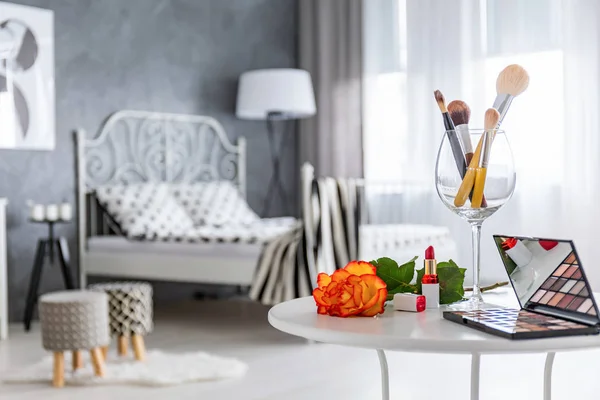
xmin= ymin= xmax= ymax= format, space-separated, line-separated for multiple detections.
xmin=422 ymin=245 xmax=440 ymax=309
xmin=423 ymin=246 xmax=438 ymax=284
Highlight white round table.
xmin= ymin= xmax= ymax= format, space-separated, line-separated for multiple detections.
xmin=268 ymin=293 xmax=600 ymax=400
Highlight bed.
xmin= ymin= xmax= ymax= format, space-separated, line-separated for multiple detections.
xmin=74 ymin=110 xmax=273 ymax=288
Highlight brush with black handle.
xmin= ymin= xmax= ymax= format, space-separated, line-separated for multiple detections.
xmin=434 ymin=90 xmax=467 ymax=178
xmin=448 ymin=99 xmax=487 ymax=207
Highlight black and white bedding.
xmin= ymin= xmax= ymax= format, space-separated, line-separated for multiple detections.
xmin=94 ymin=178 xmax=358 ymax=306
xmin=249 ymin=177 xmax=359 ymax=305
xmin=95 ymin=182 xmax=297 ymax=244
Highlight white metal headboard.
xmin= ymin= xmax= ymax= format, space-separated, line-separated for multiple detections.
xmin=73 ymin=110 xmax=247 ymax=286
xmin=75 ymin=110 xmax=246 ymax=195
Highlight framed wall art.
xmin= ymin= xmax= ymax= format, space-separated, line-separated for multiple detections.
xmin=0 ymin=2 xmax=54 ymax=150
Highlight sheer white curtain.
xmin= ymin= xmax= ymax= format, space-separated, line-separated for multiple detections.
xmin=363 ymin=0 xmax=600 ymax=287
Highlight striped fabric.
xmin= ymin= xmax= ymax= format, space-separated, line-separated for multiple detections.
xmin=249 ymin=174 xmax=359 ymax=306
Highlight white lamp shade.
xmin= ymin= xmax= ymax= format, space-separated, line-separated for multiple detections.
xmin=236 ymin=68 xmax=316 ymax=120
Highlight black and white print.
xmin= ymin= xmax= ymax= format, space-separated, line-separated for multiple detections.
xmin=171 ymin=181 xmax=260 ymax=227
xmin=0 ymin=3 xmax=54 ymax=150
xmin=95 ymin=183 xmax=196 ymax=240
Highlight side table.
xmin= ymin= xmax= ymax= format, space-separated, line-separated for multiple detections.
xmin=269 ymin=295 xmax=600 ymax=400
xmin=23 ymin=219 xmax=75 ymax=331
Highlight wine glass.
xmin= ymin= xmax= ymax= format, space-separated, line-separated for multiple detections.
xmin=435 ymin=129 xmax=516 ymax=309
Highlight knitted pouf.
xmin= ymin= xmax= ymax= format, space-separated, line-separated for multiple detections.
xmin=39 ymin=290 xmax=109 ymax=387
xmin=88 ymin=282 xmax=153 ymax=361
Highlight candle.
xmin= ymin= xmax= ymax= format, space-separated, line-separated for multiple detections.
xmin=60 ymin=203 xmax=72 ymax=221
xmin=45 ymin=204 xmax=59 ymax=221
xmin=30 ymin=204 xmax=45 ymax=221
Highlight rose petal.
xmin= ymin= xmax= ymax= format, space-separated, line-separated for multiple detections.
xmin=317 ymin=273 xmax=332 ymax=288
xmin=344 ymin=261 xmax=377 ymax=277
xmin=360 ymin=288 xmax=388 ymax=317
xmin=312 ymin=288 xmax=328 ymax=306
xmin=361 ymin=274 xmax=387 ymax=289
xmin=317 ymin=305 xmax=328 ymax=315
xmin=358 ymin=274 xmax=387 ymax=309
xmin=352 ymin=281 xmax=363 ymax=307
xmin=332 ymin=269 xmax=351 ymax=282
xmin=327 ymin=282 xmax=339 ymax=295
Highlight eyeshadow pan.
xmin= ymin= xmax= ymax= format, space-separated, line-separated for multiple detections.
xmin=550 ymin=279 xmax=567 ymax=291
xmin=591 ymin=308 xmax=597 ymax=316
xmin=580 ymin=288 xmax=589 ymax=297
xmin=541 ymin=277 xmax=558 ymax=290
xmin=569 ymin=281 xmax=586 ymax=295
xmin=540 ymin=291 xmax=555 ymax=304
xmin=565 ymin=253 xmax=576 ymax=263
xmin=563 ymin=266 xmax=578 ymax=278
xmin=572 ymin=269 xmax=582 ymax=279
xmin=553 ymin=264 xmax=570 ymax=277
xmin=548 ymin=292 xmax=565 ymax=306
xmin=559 ymin=280 xmax=577 ymax=293
xmin=557 ymin=294 xmax=575 ymax=308
xmin=577 ymin=298 xmax=593 ymax=313
xmin=530 ymin=290 xmax=547 ymax=303
xmin=567 ymin=297 xmax=586 ymax=311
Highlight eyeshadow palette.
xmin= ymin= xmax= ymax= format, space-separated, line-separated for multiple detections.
xmin=443 ymin=237 xmax=600 ymax=340
xmin=444 ymin=308 xmax=596 ymax=339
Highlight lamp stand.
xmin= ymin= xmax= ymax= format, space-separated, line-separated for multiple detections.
xmin=262 ymin=111 xmax=292 ymax=216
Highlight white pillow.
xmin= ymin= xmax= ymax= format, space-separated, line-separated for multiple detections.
xmin=95 ymin=183 xmax=195 ymax=239
xmin=171 ymin=181 xmax=259 ymax=227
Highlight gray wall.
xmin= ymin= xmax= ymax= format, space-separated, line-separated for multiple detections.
xmin=3 ymin=0 xmax=298 ymax=321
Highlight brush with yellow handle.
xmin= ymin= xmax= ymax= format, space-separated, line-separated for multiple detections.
xmin=453 ymin=108 xmax=500 ymax=208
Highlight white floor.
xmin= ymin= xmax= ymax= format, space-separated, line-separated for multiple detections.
xmin=1 ymin=299 xmax=599 ymax=399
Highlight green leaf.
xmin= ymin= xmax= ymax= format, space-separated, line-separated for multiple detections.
xmin=415 ymin=267 xmax=425 ymax=294
xmin=414 ymin=259 xmax=466 ymax=304
xmin=438 ymin=261 xmax=466 ymax=304
xmin=373 ymin=256 xmax=417 ymax=291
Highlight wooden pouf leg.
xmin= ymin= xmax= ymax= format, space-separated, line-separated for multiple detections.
xmin=72 ymin=350 xmax=83 ymax=371
xmin=53 ymin=352 xmax=65 ymax=388
xmin=90 ymin=348 xmax=105 ymax=377
xmin=101 ymin=346 xmax=108 ymax=360
xmin=118 ymin=335 xmax=128 ymax=356
xmin=131 ymin=334 xmax=146 ymax=361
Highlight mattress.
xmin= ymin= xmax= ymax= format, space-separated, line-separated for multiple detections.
xmin=87 ymin=236 xmax=263 ymax=259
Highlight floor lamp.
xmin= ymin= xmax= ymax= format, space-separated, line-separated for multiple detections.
xmin=236 ymin=68 xmax=316 ymax=216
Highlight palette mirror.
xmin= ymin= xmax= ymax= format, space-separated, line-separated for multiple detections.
xmin=493 ymin=236 xmax=600 ymax=325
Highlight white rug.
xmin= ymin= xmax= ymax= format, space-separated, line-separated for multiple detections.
xmin=3 ymin=350 xmax=248 ymax=387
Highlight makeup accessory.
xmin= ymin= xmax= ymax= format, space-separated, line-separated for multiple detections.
xmin=493 ymin=64 xmax=530 ymax=127
xmin=454 ymin=108 xmax=500 ymax=208
xmin=448 ymin=100 xmax=488 ymax=208
xmin=393 ymin=293 xmax=426 ymax=312
xmin=421 ymin=245 xmax=439 ymax=309
xmin=447 ymin=100 xmax=472 ymax=164
xmin=434 ymin=90 xmax=467 ymax=178
xmin=501 ymin=238 xmax=533 ymax=268
xmin=444 ymin=236 xmax=600 ymax=340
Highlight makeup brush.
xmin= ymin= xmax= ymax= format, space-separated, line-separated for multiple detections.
xmin=448 ymin=100 xmax=487 ymax=207
xmin=494 ymin=64 xmax=530 ymax=127
xmin=434 ymin=90 xmax=467 ymax=178
xmin=447 ymin=100 xmax=472 ymax=164
xmin=454 ymin=108 xmax=500 ymax=208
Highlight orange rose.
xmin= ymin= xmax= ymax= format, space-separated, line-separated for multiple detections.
xmin=312 ymin=261 xmax=387 ymax=317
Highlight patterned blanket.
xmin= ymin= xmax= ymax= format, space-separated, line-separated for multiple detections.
xmin=249 ymin=177 xmax=359 ymax=305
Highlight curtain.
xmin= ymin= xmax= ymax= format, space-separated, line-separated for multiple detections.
xmin=363 ymin=0 xmax=600 ymax=288
xmin=298 ymin=0 xmax=364 ymax=178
